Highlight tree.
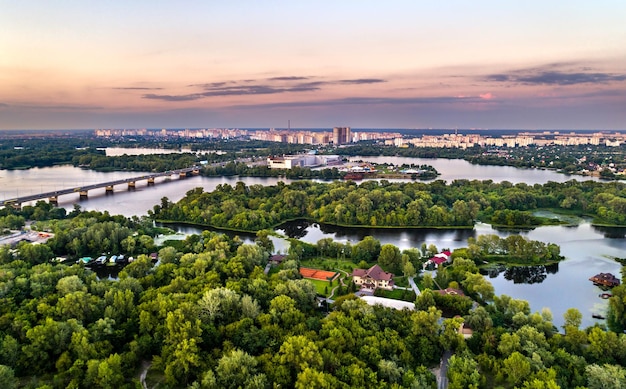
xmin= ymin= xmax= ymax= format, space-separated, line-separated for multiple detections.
xmin=352 ymin=236 xmax=381 ymax=263
xmin=403 ymin=261 xmax=416 ymax=278
xmin=199 ymin=287 xmax=242 ymax=326
xmin=295 ymin=368 xmax=337 ymax=388
xmin=158 ymin=246 xmax=179 ymax=264
xmin=440 ymin=317 xmax=466 ymax=351
xmin=56 ymin=275 xmax=87 ymax=296
xmin=503 ymin=351 xmax=531 ymax=386
xmin=586 ymin=363 xmax=626 ymax=389
xmin=162 ymin=308 xmax=203 ymax=386
xmin=377 ymin=359 xmax=403 ymax=384
xmin=447 ymin=351 xmax=480 ymax=389
xmin=93 ymin=354 xmax=125 ymax=389
xmin=119 ymin=255 xmax=153 ymax=279
xmin=16 ymin=241 xmax=53 ymax=264
xmin=422 ymin=272 xmax=434 ymax=289
xmin=378 ymin=244 xmax=402 ymax=274
xmin=255 ymin=229 xmax=274 ymax=254
xmin=120 ymin=235 xmax=136 ymax=255
xmin=415 ymin=289 xmax=436 ymax=311
xmin=461 ymin=273 xmax=495 ymax=303
xmin=0 ymin=365 xmax=17 ymax=389
xmin=216 ymin=349 xmax=262 ymax=389
xmin=563 ymin=308 xmax=582 ymax=329
xmin=464 ymin=306 xmax=493 ymax=332
xmin=278 ymin=335 xmax=323 ymax=373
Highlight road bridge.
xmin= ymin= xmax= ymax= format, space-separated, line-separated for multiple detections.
xmin=1 ymin=166 xmax=201 ymax=208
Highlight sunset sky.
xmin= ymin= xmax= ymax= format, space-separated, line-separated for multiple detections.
xmin=1 ymin=1 xmax=625 ymax=130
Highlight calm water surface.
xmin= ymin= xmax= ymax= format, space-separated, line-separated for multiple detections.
xmin=351 ymin=156 xmax=601 ymax=184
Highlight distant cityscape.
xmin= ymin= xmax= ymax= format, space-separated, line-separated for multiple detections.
xmin=392 ymin=131 xmax=625 ymax=148
xmin=95 ymin=127 xmax=625 ymax=148
xmin=94 ymin=127 xmax=400 ymax=145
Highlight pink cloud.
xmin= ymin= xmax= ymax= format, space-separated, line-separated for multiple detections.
xmin=479 ymin=92 xmax=494 ymax=100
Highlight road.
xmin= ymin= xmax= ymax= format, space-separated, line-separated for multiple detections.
xmin=408 ymin=276 xmax=421 ymax=296
xmin=0 ymin=166 xmax=200 ymax=207
xmin=438 ymin=349 xmax=452 ymax=389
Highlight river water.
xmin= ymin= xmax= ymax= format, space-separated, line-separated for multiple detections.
xmin=0 ymin=154 xmax=622 ymax=329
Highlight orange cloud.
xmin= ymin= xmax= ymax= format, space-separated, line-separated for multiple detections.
xmin=479 ymin=92 xmax=494 ymax=100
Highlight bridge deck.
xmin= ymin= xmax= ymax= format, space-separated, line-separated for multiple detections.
xmin=1 ymin=167 xmax=199 ymax=207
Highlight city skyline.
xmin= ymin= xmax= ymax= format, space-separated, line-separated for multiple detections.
xmin=1 ymin=1 xmax=626 ymax=130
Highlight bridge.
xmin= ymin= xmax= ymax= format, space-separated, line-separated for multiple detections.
xmin=1 ymin=166 xmax=201 ymax=208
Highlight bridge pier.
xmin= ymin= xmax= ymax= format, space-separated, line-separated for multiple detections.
xmin=105 ymin=186 xmax=114 ymax=193
xmin=79 ymin=191 xmax=88 ymax=199
xmin=179 ymin=172 xmax=187 ymax=179
xmin=48 ymin=196 xmax=58 ymax=205
xmin=192 ymin=169 xmax=200 ymax=175
xmin=147 ymin=177 xmax=155 ymax=185
xmin=128 ymin=181 xmax=136 ymax=189
xmin=11 ymin=203 xmax=21 ymax=210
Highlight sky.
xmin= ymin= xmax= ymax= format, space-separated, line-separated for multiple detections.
xmin=1 ymin=1 xmax=626 ymax=130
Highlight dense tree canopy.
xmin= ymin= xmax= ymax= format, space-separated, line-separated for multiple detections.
xmin=1 ymin=205 xmax=626 ymax=388
xmin=150 ymin=179 xmax=626 ymax=231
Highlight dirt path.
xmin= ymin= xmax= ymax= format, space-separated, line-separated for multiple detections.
xmin=139 ymin=360 xmax=151 ymax=389
xmin=327 ymin=269 xmax=350 ymax=299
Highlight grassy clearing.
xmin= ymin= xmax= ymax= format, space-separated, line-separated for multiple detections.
xmin=305 ymin=278 xmax=333 ymax=297
xmin=300 ymin=257 xmax=359 ymax=273
xmin=393 ymin=275 xmax=409 ymax=287
xmin=376 ymin=288 xmax=416 ymax=302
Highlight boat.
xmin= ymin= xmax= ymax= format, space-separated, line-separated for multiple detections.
xmin=589 ymin=272 xmax=621 ymax=288
xmin=592 ymin=313 xmax=606 ymax=320
xmin=77 ymin=256 xmax=93 ymax=265
xmin=599 ymin=293 xmax=613 ymax=299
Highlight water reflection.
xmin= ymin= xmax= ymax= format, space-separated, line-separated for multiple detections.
xmin=482 ymin=263 xmax=559 ymax=284
xmin=89 ymin=265 xmax=122 ymax=280
xmin=593 ymin=226 xmax=626 ymax=239
xmin=276 ymin=220 xmax=475 ymax=251
xmin=279 ymin=220 xmax=310 ymax=239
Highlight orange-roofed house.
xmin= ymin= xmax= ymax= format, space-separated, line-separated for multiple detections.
xmin=352 ymin=264 xmax=394 ymax=290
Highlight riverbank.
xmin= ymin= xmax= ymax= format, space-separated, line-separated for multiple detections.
xmin=156 ymin=217 xmax=476 ymax=235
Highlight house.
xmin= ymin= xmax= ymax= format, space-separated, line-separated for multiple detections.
xmin=352 ymin=264 xmax=394 ymax=290
xmin=423 ymin=250 xmax=452 ymax=269
xmin=454 ymin=315 xmax=473 ymax=339
xmin=589 ymin=273 xmax=621 ymax=287
xmin=269 ymin=254 xmax=286 ymax=265
xmin=436 ymin=288 xmax=466 ymax=297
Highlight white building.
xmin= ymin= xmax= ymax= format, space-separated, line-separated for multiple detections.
xmin=267 ymin=155 xmax=342 ymax=169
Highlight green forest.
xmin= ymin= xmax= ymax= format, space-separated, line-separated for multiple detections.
xmin=151 ymin=179 xmax=626 ymax=231
xmin=2 ymin=200 xmax=626 ymax=388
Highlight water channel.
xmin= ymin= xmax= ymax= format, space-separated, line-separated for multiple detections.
xmin=0 ymin=153 xmax=622 ymax=329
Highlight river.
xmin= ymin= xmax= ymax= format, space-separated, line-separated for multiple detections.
xmin=0 ymin=154 xmax=622 ymax=329
xmin=349 ymin=156 xmax=602 ymax=184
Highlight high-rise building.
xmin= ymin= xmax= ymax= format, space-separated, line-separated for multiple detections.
xmin=333 ymin=127 xmax=351 ymax=145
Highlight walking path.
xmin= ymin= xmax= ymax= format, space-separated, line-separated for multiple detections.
xmin=139 ymin=360 xmax=151 ymax=389
xmin=328 ymin=269 xmax=349 ymax=299
xmin=408 ymin=276 xmax=421 ymax=296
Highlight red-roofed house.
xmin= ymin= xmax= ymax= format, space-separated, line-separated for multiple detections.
xmin=423 ymin=251 xmax=452 ymax=269
xmin=352 ymin=264 xmax=394 ymax=290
